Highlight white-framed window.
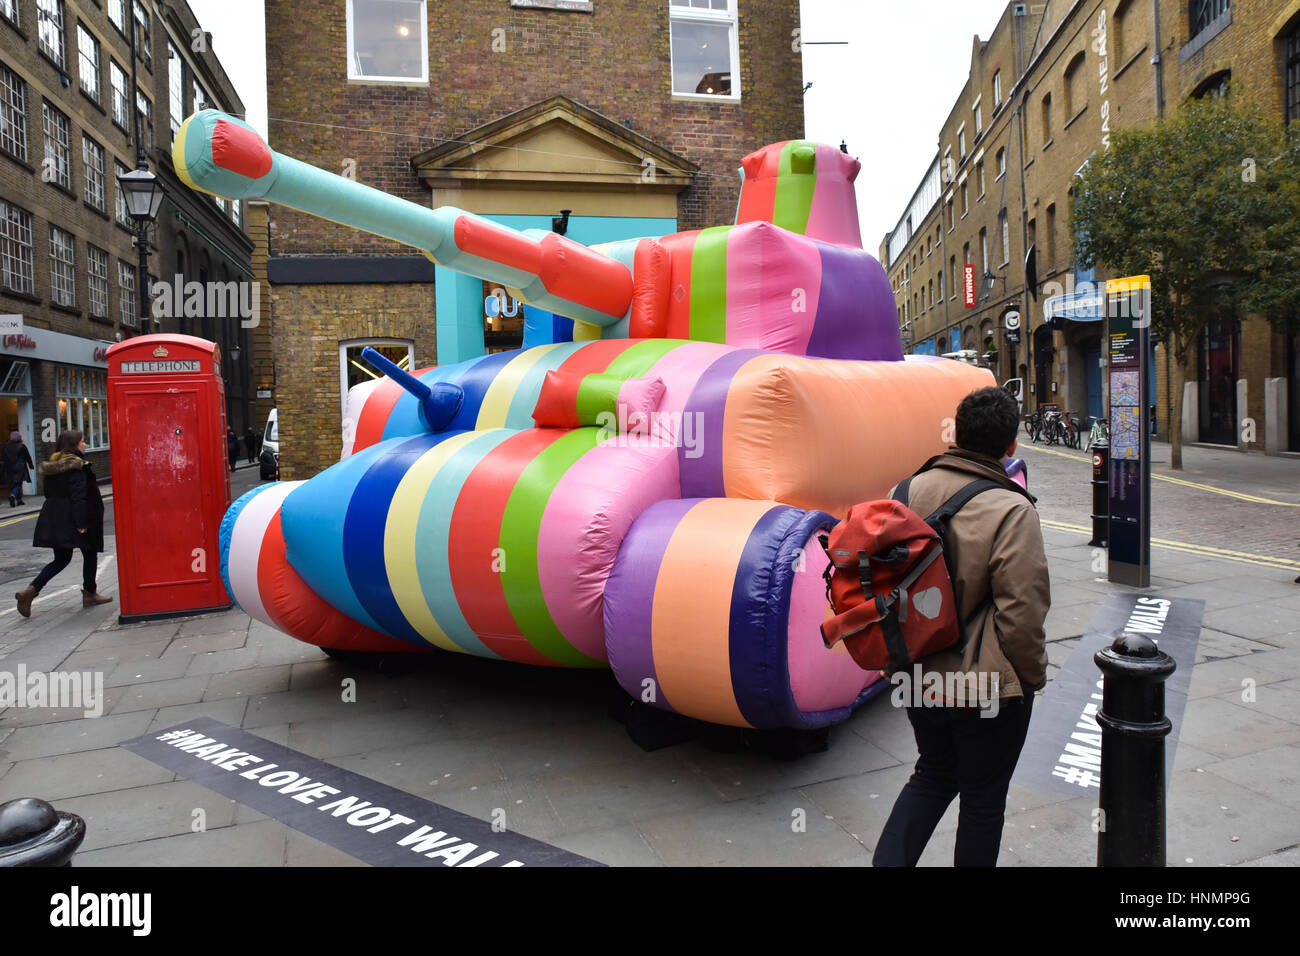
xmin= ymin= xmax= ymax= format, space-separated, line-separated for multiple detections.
xmin=0 ymin=199 xmax=35 ymax=294
xmin=108 ymin=0 xmax=126 ymax=35
xmin=56 ymin=366 xmax=109 ymax=451
xmin=996 ymin=146 xmax=1006 ymax=179
xmin=669 ymin=0 xmax=740 ymax=99
xmin=993 ymin=69 xmax=1002 ymax=107
xmin=0 ymin=0 xmax=18 ymax=27
xmin=114 ymin=161 xmax=131 ymax=226
xmin=973 ymin=96 xmax=982 ymax=135
xmin=49 ymin=225 xmax=76 ymax=307
xmin=960 ymin=179 xmax=968 ymax=216
xmin=346 ymin=0 xmax=428 ymax=84
xmin=0 ymin=63 xmax=27 ymax=162
xmin=136 ymin=91 xmax=152 ymax=151
xmin=339 ymin=338 xmax=414 ymax=416
xmin=958 ymin=123 xmax=967 ymax=159
xmin=83 ymin=135 xmax=105 ymax=211
xmin=42 ymin=99 xmax=73 ymax=192
xmin=87 ymin=244 xmax=109 ymax=317
xmin=999 ymin=208 xmax=1010 ymax=266
xmin=110 ymin=60 xmax=129 ymax=128
xmin=132 ymin=1 xmax=150 ymax=68
xmin=976 ymin=159 xmax=985 ymax=197
xmin=168 ymin=42 xmax=183 ymax=140
xmin=37 ymin=0 xmax=65 ymax=69
xmin=117 ymin=259 xmax=136 ymax=325
xmin=77 ymin=23 xmax=100 ymax=102
xmin=192 ymin=78 xmax=208 ymax=114
xmin=230 ymin=198 xmax=241 ymax=227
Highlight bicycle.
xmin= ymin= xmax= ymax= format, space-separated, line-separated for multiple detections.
xmin=1024 ymin=409 xmax=1045 ymax=443
xmin=1061 ymin=412 xmax=1085 ymax=449
xmin=1083 ymin=417 xmax=1109 ymax=452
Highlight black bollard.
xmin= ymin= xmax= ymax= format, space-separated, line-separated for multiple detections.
xmin=1089 ymin=440 xmax=1109 ymax=548
xmin=1094 ymin=633 xmax=1176 ymax=867
xmin=0 ymin=797 xmax=87 ymax=867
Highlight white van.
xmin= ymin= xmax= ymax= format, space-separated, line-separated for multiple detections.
xmin=259 ymin=408 xmax=279 ymax=480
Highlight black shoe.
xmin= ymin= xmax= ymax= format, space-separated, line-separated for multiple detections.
xmin=7 ymin=497 xmax=13 ymax=508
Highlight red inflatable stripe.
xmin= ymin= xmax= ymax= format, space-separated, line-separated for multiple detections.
xmin=211 ymin=120 xmax=273 ymax=179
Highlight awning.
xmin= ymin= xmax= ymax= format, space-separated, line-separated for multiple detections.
xmin=1044 ymin=288 xmax=1104 ymax=322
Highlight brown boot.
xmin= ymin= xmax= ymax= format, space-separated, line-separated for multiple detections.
xmin=15 ymin=587 xmax=37 ymax=618
xmin=82 ymin=589 xmax=113 ymax=608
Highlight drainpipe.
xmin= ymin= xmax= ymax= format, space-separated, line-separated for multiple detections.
xmin=1151 ymin=0 xmax=1166 ymax=119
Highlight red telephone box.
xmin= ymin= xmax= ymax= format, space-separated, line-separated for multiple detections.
xmin=107 ymin=334 xmax=232 ymax=622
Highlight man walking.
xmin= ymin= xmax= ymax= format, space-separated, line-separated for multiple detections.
xmin=873 ymin=385 xmax=1050 ymax=867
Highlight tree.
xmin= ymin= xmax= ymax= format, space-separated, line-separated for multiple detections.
xmin=1072 ymin=97 xmax=1299 ymax=469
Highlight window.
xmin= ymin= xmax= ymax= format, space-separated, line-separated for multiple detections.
xmin=56 ymin=367 xmax=109 ymax=451
xmin=979 ymin=228 xmax=988 ymax=276
xmin=1288 ymin=21 xmax=1300 ymax=126
xmin=1064 ymin=52 xmax=1086 ymax=118
xmin=0 ymin=0 xmax=17 ymax=26
xmin=996 ymin=147 xmax=1006 ymax=179
xmin=77 ymin=24 xmax=100 ymax=102
xmin=960 ymin=180 xmax=969 ymax=216
xmin=87 ymin=244 xmax=108 ymax=317
xmin=669 ymin=0 xmax=739 ymax=98
xmin=993 ymin=69 xmax=1002 ymax=107
xmin=938 ymin=270 xmax=944 ymax=301
xmin=950 ymin=256 xmax=957 ymax=297
xmin=1192 ymin=70 xmax=1230 ymax=100
xmin=928 ymin=280 xmax=934 ymax=311
xmin=945 ymin=197 xmax=954 ymax=231
xmin=958 ymin=124 xmax=967 ymax=159
xmin=132 ymin=1 xmax=150 ymax=68
xmin=962 ymin=242 xmax=971 ymax=275
xmin=1189 ymin=0 xmax=1230 ymax=42
xmin=0 ymin=200 xmax=34 ymax=294
xmin=42 ymin=100 xmax=72 ymax=192
xmin=37 ymin=0 xmax=65 ymax=68
xmin=1046 ymin=203 xmax=1057 ymax=266
xmin=346 ymin=0 xmax=428 ymax=83
xmin=49 ymin=225 xmax=75 ymax=307
xmin=108 ymin=0 xmax=126 ymax=34
xmin=973 ymin=97 xmax=983 ymax=135
xmin=118 ymin=259 xmax=136 ymax=325
xmin=114 ymin=161 xmax=131 ymax=226
xmin=976 ymin=160 xmax=985 ymax=197
xmin=192 ymin=79 xmax=208 ymax=114
xmin=1115 ymin=0 xmax=1134 ymax=63
xmin=1041 ymin=92 xmax=1052 ymax=144
xmin=110 ymin=60 xmax=129 ymax=128
xmin=82 ymin=136 xmax=105 ymax=211
xmin=999 ymin=209 xmax=1010 ymax=266
xmin=0 ymin=64 xmax=27 ymax=162
xmin=920 ymin=284 xmax=925 ymax=312
xmin=943 ymin=146 xmax=954 ymax=182
xmin=231 ymin=199 xmax=241 ymax=227
xmin=168 ymin=42 xmax=184 ymax=140
xmin=136 ymin=91 xmax=152 ymax=151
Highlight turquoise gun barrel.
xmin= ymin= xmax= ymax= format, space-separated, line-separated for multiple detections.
xmin=172 ymin=110 xmax=633 ymax=326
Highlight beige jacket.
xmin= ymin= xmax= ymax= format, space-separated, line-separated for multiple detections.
xmin=890 ymin=449 xmax=1051 ymax=700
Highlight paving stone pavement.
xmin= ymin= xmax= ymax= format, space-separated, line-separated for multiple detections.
xmin=1 ymin=448 xmax=1298 ymax=867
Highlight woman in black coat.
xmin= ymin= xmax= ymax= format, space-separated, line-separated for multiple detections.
xmin=4 ymin=429 xmax=33 ymax=507
xmin=13 ymin=430 xmax=111 ymax=617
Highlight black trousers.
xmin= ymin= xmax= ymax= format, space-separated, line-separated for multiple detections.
xmin=31 ymin=547 xmax=98 ymax=593
xmin=873 ymin=695 xmax=1034 ymax=867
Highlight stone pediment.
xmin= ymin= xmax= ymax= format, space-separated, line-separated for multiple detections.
xmin=411 ymin=96 xmax=697 ymax=209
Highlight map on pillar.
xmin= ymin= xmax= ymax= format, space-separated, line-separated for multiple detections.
xmin=1110 ymin=406 xmax=1141 ymax=460
xmin=1110 ymin=370 xmax=1139 ymax=408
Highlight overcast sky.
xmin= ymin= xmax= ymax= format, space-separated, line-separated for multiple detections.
xmin=187 ymin=0 xmax=1012 ymax=250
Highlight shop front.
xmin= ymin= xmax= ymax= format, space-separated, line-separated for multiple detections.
xmin=0 ymin=322 xmax=113 ymax=492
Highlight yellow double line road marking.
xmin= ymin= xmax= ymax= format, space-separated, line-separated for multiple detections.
xmin=1020 ymin=443 xmax=1300 ymax=506
xmin=1041 ymin=518 xmax=1300 ymax=571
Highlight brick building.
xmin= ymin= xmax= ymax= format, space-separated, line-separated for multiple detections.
xmin=881 ymin=0 xmax=1300 ymax=454
xmin=263 ymin=0 xmax=805 ymax=478
xmin=1 ymin=0 xmax=254 ymax=496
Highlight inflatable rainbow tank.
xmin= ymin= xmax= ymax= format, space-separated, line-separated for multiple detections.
xmin=177 ymin=111 xmax=994 ymax=730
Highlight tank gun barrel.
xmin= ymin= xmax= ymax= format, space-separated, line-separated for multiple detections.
xmin=172 ymin=111 xmax=633 ymax=326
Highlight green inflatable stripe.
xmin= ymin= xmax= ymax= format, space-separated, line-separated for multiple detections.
xmin=498 ymin=428 xmax=605 ymax=668
xmin=772 ymin=141 xmax=816 ymax=237
xmin=602 ymin=338 xmax=683 ymax=379
xmin=689 ymin=227 xmax=731 ymax=344
xmin=574 ymin=373 xmax=624 ymax=427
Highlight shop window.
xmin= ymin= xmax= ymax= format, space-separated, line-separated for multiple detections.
xmin=346 ymin=0 xmax=428 ymax=83
xmin=56 ymin=366 xmax=109 ymax=451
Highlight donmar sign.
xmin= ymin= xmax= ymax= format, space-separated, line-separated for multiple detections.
xmin=963 ymin=264 xmax=976 ymax=308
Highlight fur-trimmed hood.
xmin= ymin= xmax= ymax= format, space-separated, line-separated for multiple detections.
xmin=38 ymin=452 xmax=87 ymax=477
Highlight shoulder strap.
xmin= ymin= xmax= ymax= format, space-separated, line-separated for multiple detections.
xmin=891 ymin=476 xmax=914 ymax=508
xmin=924 ymin=478 xmax=1003 ymax=527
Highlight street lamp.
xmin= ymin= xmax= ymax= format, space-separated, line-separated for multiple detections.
xmin=116 ymin=167 xmax=165 ymax=329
